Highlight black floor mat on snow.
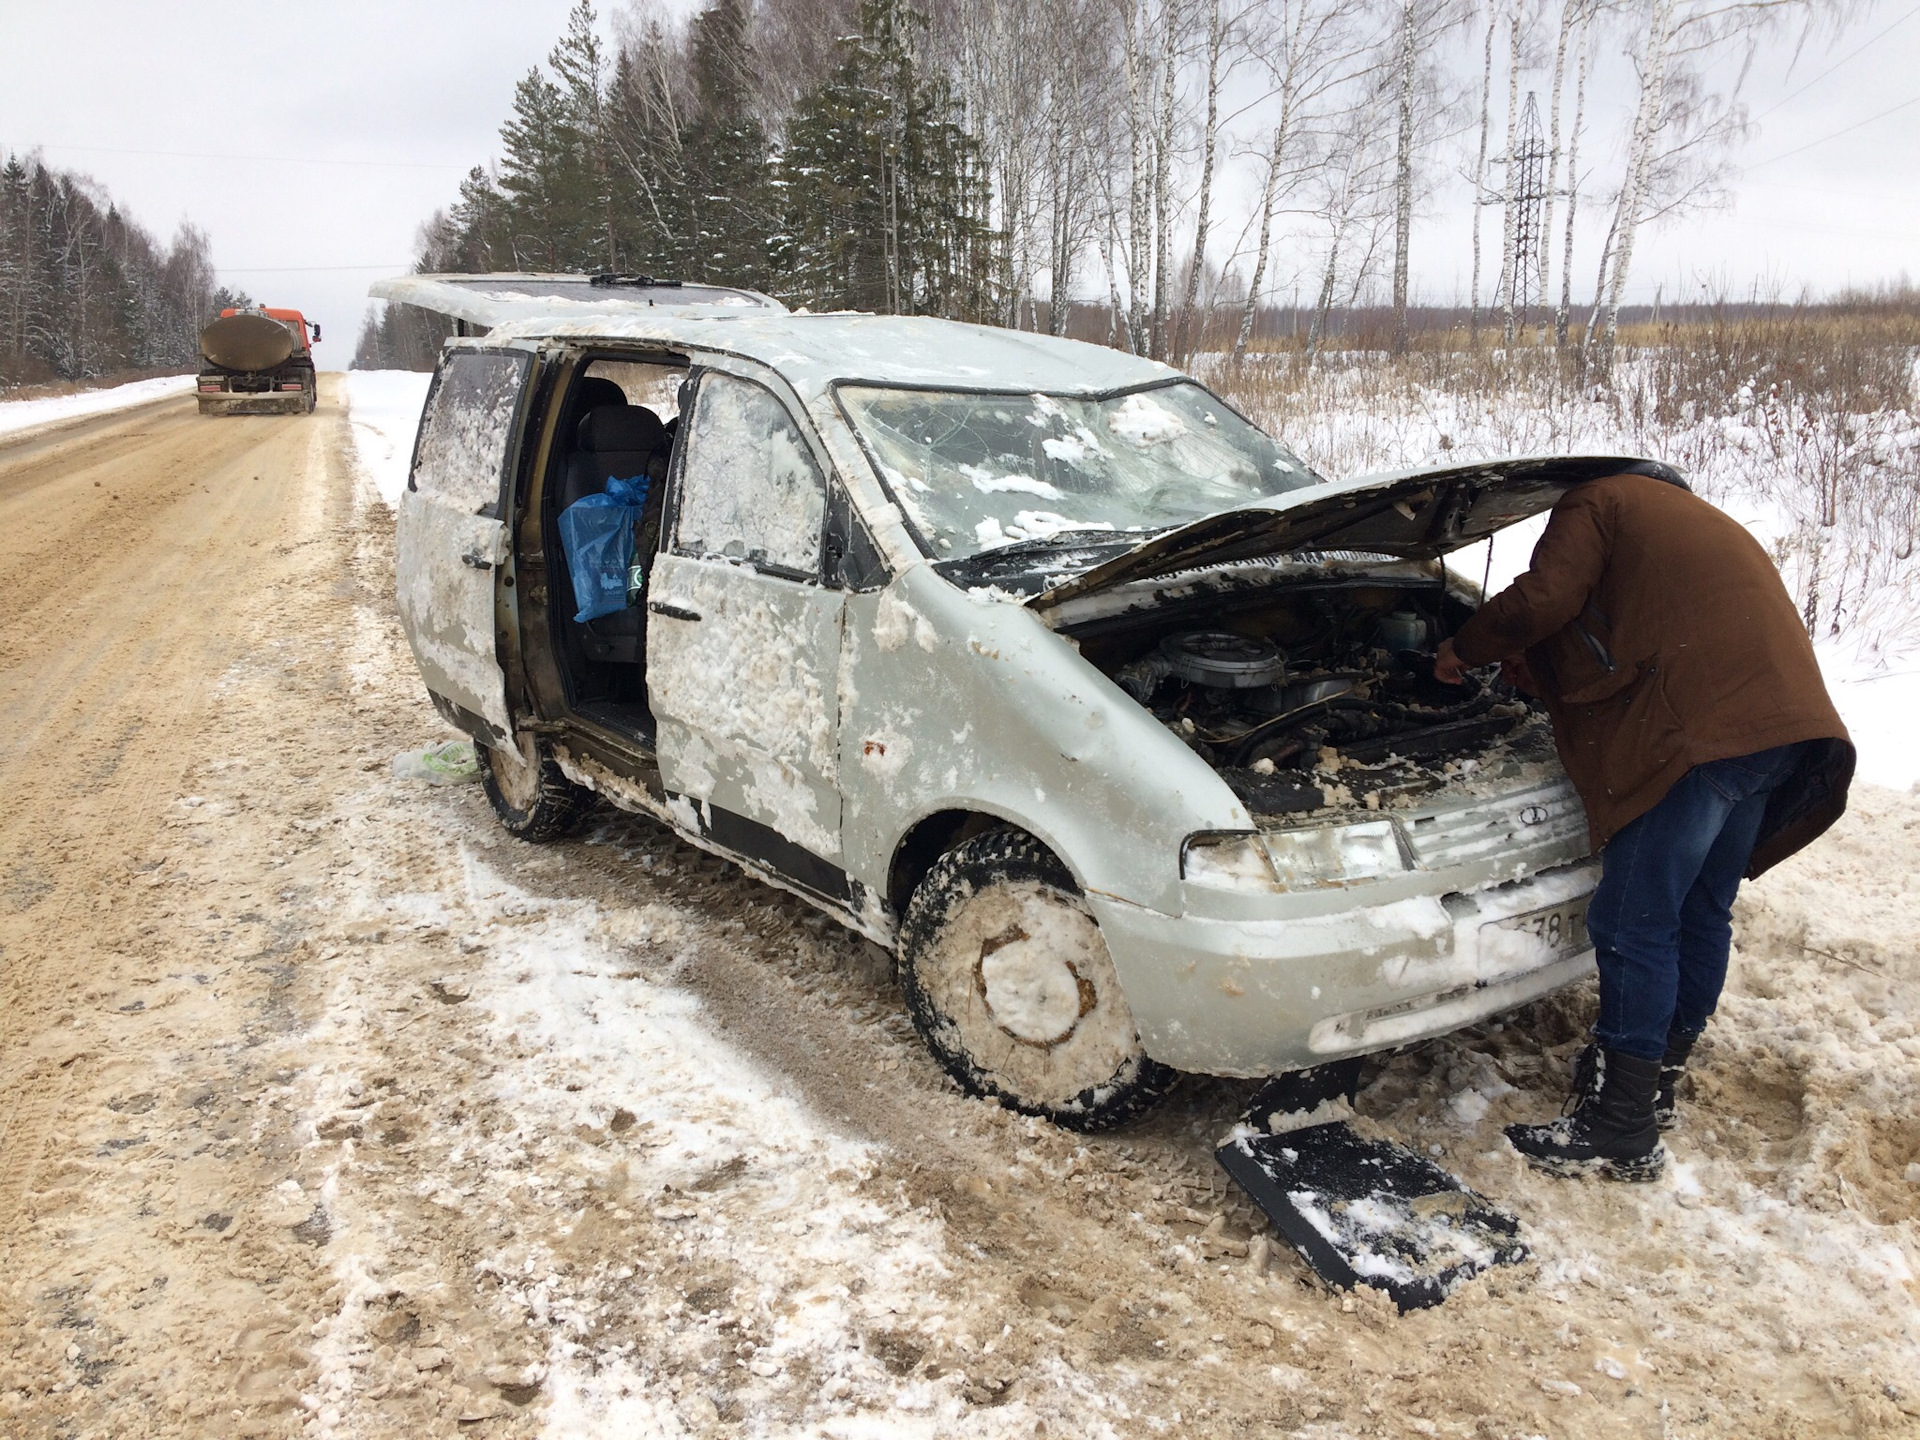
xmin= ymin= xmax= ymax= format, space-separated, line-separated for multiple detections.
xmin=1217 ymin=1121 xmax=1528 ymax=1311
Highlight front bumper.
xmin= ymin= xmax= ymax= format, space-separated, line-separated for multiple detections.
xmin=1089 ymin=860 xmax=1599 ymax=1077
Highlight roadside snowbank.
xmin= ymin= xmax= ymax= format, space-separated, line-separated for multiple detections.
xmin=0 ymin=373 xmax=193 ymax=439
xmin=345 ymin=369 xmax=432 ymax=506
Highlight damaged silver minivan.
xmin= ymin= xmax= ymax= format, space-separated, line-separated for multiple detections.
xmin=381 ymin=272 xmax=1668 ymax=1130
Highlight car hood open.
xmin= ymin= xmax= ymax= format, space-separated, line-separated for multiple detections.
xmin=1024 ymin=454 xmax=1683 ymax=612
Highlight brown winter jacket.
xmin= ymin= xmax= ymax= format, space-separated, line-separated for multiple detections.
xmin=1452 ymin=471 xmax=1853 ymax=875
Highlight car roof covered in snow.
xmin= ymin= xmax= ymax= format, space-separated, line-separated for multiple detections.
xmin=370 ymin=273 xmax=1179 ymax=402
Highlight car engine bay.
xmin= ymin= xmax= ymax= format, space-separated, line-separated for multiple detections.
xmin=1063 ymin=568 xmax=1552 ymax=817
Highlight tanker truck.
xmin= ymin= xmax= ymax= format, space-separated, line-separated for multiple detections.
xmin=196 ymin=307 xmax=320 ymax=415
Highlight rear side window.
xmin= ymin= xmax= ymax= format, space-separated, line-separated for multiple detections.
xmin=410 ymin=350 xmax=532 ymax=513
xmin=674 ymin=373 xmax=826 ymax=576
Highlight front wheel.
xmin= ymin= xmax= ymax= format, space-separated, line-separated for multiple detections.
xmin=479 ymin=732 xmax=590 ymax=842
xmin=898 ymin=829 xmax=1173 ymax=1130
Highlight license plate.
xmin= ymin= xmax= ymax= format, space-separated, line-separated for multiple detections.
xmin=1486 ymin=898 xmax=1589 ymax=961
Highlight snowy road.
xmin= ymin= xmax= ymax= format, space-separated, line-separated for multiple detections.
xmin=0 ymin=382 xmax=1915 ymax=1438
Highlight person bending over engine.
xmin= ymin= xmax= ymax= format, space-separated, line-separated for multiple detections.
xmin=1435 ymin=469 xmax=1853 ymax=1182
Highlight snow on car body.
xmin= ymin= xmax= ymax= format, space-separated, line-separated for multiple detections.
xmin=378 ymin=272 xmax=1660 ymax=1128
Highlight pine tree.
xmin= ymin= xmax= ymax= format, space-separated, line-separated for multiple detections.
xmin=779 ymin=0 xmax=999 ymax=317
xmin=549 ymin=1 xmax=618 ymax=271
xmin=443 ymin=167 xmax=508 ymax=272
xmin=683 ymin=0 xmax=776 ymax=289
xmin=497 ymin=67 xmax=589 ymax=270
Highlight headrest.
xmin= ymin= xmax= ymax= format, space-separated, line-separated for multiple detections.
xmin=575 ymin=377 xmax=627 ymax=412
xmin=578 ymin=404 xmax=665 ymax=455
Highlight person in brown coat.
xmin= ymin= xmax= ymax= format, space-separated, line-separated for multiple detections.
xmin=1435 ymin=467 xmax=1853 ymax=1181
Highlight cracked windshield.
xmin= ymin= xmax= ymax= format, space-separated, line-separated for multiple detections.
xmin=839 ymin=381 xmax=1322 ymax=561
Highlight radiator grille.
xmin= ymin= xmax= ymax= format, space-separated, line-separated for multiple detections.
xmin=1398 ymin=776 xmax=1589 ymax=871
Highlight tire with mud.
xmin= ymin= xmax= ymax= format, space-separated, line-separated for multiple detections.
xmin=898 ymin=829 xmax=1174 ymax=1130
xmin=479 ymin=731 xmax=591 ymax=842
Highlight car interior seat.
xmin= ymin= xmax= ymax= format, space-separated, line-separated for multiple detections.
xmin=560 ymin=402 xmax=673 ymax=666
xmin=560 ymin=404 xmax=667 ymax=513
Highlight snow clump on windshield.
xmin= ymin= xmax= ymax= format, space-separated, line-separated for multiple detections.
xmin=1108 ymin=391 xmax=1188 ymax=447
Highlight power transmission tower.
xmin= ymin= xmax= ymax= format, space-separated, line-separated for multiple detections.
xmin=1504 ymin=92 xmax=1548 ymax=340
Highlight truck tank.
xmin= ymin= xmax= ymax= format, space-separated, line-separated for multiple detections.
xmin=196 ymin=308 xmax=318 ymax=416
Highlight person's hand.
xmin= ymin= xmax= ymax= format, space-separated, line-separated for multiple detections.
xmin=1433 ymin=638 xmax=1468 ymax=685
xmin=1500 ymin=652 xmax=1540 ymax=696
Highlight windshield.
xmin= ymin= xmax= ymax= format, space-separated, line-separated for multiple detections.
xmin=838 ymin=381 xmax=1322 ymax=561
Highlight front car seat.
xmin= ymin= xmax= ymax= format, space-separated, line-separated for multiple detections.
xmin=561 ymin=404 xmax=666 ymax=666
xmin=561 ymin=405 xmax=666 ymax=513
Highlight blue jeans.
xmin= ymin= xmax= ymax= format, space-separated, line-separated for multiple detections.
xmin=1587 ymin=743 xmax=1808 ymax=1060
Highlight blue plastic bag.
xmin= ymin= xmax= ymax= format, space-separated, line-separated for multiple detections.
xmin=559 ymin=475 xmax=651 ymax=623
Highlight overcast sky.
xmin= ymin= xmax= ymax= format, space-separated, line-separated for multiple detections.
xmin=2 ymin=0 xmax=1915 ymax=370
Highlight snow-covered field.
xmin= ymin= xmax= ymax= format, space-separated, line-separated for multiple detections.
xmin=344 ymin=370 xmax=433 ymax=506
xmin=0 ymin=372 xmax=194 ymax=439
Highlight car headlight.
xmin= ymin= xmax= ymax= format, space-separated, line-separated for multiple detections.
xmin=1261 ymin=819 xmax=1409 ymax=888
xmin=1181 ymin=831 xmax=1281 ymax=893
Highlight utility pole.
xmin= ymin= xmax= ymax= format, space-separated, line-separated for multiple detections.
xmin=1503 ymin=92 xmax=1548 ymax=341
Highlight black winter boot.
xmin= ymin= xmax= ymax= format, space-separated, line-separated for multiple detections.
xmin=1654 ymin=1029 xmax=1700 ymax=1133
xmin=1506 ymin=1047 xmax=1666 ymax=1182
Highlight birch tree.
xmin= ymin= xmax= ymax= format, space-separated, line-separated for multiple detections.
xmin=1116 ymin=0 xmax=1156 ymax=351
xmin=1230 ymin=0 xmax=1375 ymax=362
xmin=1389 ymin=0 xmax=1417 ymax=353
xmin=1467 ymin=7 xmax=1495 ymax=343
xmin=1535 ymin=0 xmax=1581 ymax=339
xmin=1174 ymin=0 xmax=1225 ymax=361
xmin=1148 ymin=0 xmax=1184 ymax=358
xmin=1307 ymin=119 xmax=1394 ymax=361
xmin=1553 ymin=2 xmax=1594 ymax=347
xmin=940 ymin=0 xmax=1054 ymax=327
xmin=1387 ymin=0 xmax=1466 ymax=355
xmin=1588 ymin=0 xmax=1853 ymax=372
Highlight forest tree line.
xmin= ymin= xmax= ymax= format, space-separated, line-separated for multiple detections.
xmin=0 ymin=152 xmax=244 ymax=387
xmin=356 ymin=0 xmax=1859 ymax=374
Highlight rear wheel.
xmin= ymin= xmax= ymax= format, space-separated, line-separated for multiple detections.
xmin=479 ymin=732 xmax=590 ymax=842
xmin=898 ymin=829 xmax=1173 ymax=1130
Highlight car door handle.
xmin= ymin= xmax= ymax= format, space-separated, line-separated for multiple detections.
xmin=648 ymin=601 xmax=701 ymax=622
xmin=461 ymin=549 xmax=493 ymax=571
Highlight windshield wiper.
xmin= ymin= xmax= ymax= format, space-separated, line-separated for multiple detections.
xmin=960 ymin=528 xmax=1154 ymax=564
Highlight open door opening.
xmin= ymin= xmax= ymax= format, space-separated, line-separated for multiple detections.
xmin=540 ymin=356 xmax=689 ymax=745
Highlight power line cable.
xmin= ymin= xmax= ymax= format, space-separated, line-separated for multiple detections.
xmin=24 ymin=141 xmax=466 ymax=172
xmin=1746 ymin=94 xmax=1920 ymax=168
xmin=1746 ymin=4 xmax=1920 ymax=127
